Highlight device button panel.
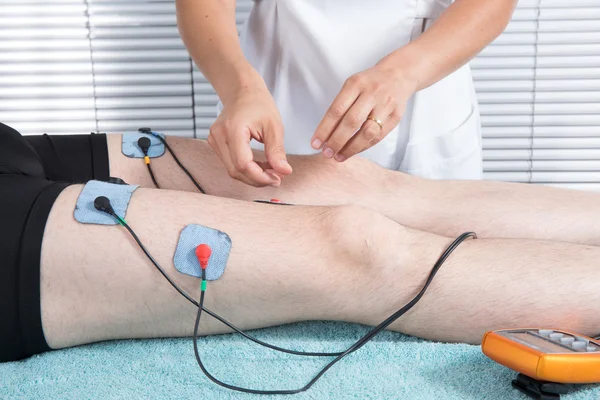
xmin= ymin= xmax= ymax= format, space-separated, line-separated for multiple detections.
xmin=560 ymin=337 xmax=575 ymax=345
xmin=535 ymin=330 xmax=599 ymax=352
xmin=572 ymin=341 xmax=587 ymax=350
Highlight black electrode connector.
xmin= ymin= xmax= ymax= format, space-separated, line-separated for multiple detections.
xmin=94 ymin=196 xmax=114 ymax=214
xmin=108 ymin=177 xmax=128 ymax=185
xmin=137 ymin=137 xmax=151 ymax=155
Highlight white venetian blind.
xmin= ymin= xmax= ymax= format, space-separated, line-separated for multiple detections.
xmin=0 ymin=0 xmax=97 ymax=134
xmin=86 ymin=0 xmax=251 ymax=138
xmin=88 ymin=0 xmax=195 ymax=137
xmin=0 ymin=0 xmax=252 ymax=138
xmin=473 ymin=0 xmax=600 ymax=190
xmin=0 ymin=0 xmax=598 ymax=189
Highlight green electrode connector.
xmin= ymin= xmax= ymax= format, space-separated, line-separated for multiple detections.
xmin=201 ymin=280 xmax=207 ymax=292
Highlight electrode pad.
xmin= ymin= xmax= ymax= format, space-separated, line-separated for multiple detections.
xmin=122 ymin=132 xmax=166 ymax=158
xmin=173 ymin=224 xmax=232 ymax=281
xmin=74 ymin=180 xmax=139 ymax=225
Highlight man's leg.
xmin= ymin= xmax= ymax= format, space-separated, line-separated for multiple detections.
xmin=41 ymin=185 xmax=600 ymax=351
xmin=106 ymin=134 xmax=600 ymax=246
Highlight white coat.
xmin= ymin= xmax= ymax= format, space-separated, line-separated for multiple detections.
xmin=224 ymin=0 xmax=483 ymax=179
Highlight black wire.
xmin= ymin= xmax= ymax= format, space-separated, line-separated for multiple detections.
xmin=113 ymin=212 xmax=342 ymax=357
xmin=110 ymin=196 xmax=598 ymax=391
xmin=112 ymin=205 xmax=476 ymax=394
xmin=146 ymin=163 xmax=160 ymax=189
xmin=193 ymin=232 xmax=478 ymax=394
xmin=149 ymin=133 xmax=206 ymax=194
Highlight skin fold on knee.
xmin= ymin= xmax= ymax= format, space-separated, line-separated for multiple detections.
xmin=316 ymin=205 xmax=430 ymax=323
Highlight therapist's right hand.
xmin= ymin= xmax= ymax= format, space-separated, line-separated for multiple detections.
xmin=208 ymin=84 xmax=293 ymax=187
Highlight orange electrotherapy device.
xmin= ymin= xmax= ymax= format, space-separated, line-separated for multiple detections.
xmin=482 ymin=328 xmax=600 ymax=399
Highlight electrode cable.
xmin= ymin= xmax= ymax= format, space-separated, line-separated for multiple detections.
xmin=98 ymin=198 xmax=476 ymax=395
xmin=192 ymin=232 xmax=477 ymax=394
xmin=138 ymin=129 xmax=206 ymax=194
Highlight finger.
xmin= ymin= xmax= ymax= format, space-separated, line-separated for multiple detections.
xmin=321 ymin=94 xmax=375 ymax=159
xmin=256 ymin=161 xmax=285 ymax=179
xmin=255 ymin=160 xmax=271 ymax=171
xmin=228 ymin=129 xmax=281 ymax=187
xmin=263 ymin=122 xmax=293 ymax=176
xmin=210 ymin=126 xmax=272 ymax=187
xmin=207 ymin=132 xmax=217 ymax=151
xmin=223 ymin=143 xmax=279 ymax=187
xmin=208 ymin=128 xmax=236 ymax=176
xmin=336 ymin=108 xmax=401 ymax=162
xmin=310 ymin=83 xmax=361 ymax=150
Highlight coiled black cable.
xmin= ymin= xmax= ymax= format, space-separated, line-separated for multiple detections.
xmin=106 ymin=198 xmax=476 ymax=394
xmin=106 ymin=192 xmax=476 ymax=394
xmin=193 ymin=232 xmax=477 ymax=394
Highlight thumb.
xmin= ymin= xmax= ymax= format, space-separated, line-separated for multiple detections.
xmin=264 ymin=124 xmax=292 ymax=176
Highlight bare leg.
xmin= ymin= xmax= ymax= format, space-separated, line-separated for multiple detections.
xmin=107 ymin=135 xmax=600 ymax=246
xmin=41 ymin=185 xmax=600 ymax=349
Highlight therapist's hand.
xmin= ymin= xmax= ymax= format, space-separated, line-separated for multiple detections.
xmin=208 ymin=85 xmax=293 ymax=187
xmin=310 ymin=64 xmax=417 ymax=162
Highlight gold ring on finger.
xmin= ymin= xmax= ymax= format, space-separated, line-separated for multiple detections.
xmin=366 ymin=116 xmax=383 ymax=130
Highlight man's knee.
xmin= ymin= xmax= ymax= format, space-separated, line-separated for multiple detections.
xmin=321 ymin=205 xmax=409 ymax=271
xmin=316 ymin=205 xmax=425 ymax=322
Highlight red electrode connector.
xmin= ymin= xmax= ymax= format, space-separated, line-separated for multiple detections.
xmin=195 ymin=244 xmax=212 ymax=270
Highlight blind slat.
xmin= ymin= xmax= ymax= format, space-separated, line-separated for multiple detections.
xmin=480 ymin=103 xmax=600 ymax=115
xmin=482 ymin=115 xmax=600 ymax=126
xmin=484 ymin=160 xmax=600 ymax=171
xmin=483 ymin=149 xmax=600 ymax=160
xmin=483 ymin=137 xmax=600 ymax=149
xmin=484 ymin=171 xmax=600 ymax=183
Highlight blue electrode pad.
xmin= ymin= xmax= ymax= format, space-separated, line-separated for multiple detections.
xmin=74 ymin=180 xmax=139 ymax=225
xmin=173 ymin=224 xmax=232 ymax=281
xmin=122 ymin=132 xmax=166 ymax=158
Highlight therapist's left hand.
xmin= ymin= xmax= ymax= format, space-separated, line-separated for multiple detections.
xmin=310 ymin=64 xmax=417 ymax=162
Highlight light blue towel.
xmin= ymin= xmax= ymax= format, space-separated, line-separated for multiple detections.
xmin=1 ymin=322 xmax=599 ymax=399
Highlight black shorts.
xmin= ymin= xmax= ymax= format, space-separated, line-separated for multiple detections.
xmin=0 ymin=122 xmax=110 ymax=362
